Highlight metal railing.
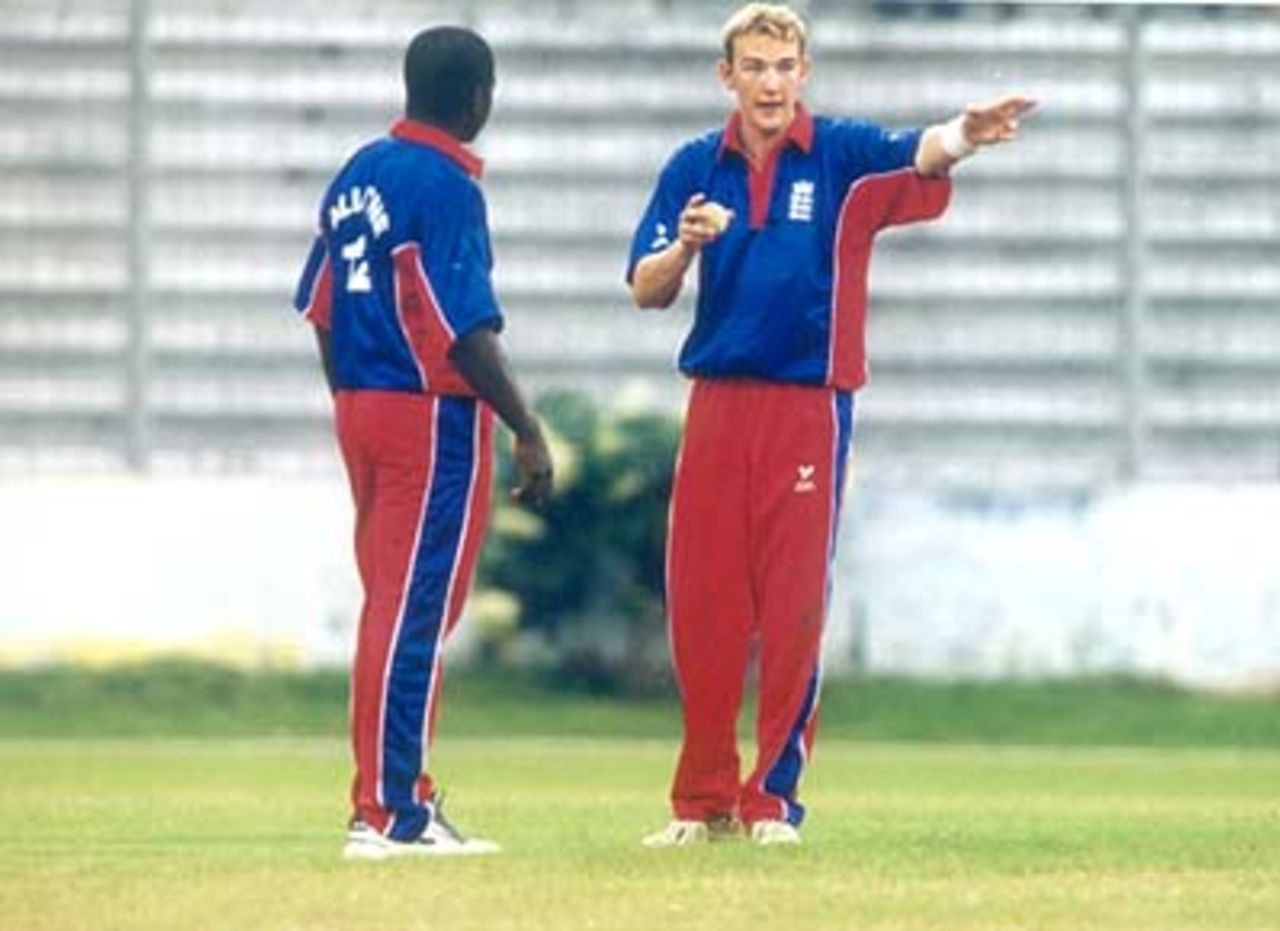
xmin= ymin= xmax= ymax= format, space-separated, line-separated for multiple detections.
xmin=0 ymin=1 xmax=1276 ymax=486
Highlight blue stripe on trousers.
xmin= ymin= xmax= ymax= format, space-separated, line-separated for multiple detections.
xmin=382 ymin=396 xmax=478 ymax=841
xmin=761 ymin=391 xmax=856 ymax=826
xmin=763 ymin=667 xmax=821 ymax=825
xmin=834 ymin=392 xmax=854 ymax=519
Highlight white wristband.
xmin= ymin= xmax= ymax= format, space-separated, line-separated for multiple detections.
xmin=939 ymin=114 xmax=977 ymax=160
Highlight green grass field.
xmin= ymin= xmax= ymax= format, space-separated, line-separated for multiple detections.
xmin=2 ymin=667 xmax=1279 ymax=929
xmin=2 ymin=738 xmax=1278 ymax=930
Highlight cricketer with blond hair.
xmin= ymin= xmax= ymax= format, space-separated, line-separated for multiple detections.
xmin=628 ymin=2 xmax=1034 ymax=847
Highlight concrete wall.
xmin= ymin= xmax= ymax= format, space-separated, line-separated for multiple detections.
xmin=3 ymin=475 xmax=1277 ymax=689
xmin=829 ymin=483 xmax=1280 ymax=689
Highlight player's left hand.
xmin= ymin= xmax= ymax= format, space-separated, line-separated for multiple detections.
xmin=960 ymin=94 xmax=1037 ymax=147
xmin=511 ymin=426 xmax=554 ymax=509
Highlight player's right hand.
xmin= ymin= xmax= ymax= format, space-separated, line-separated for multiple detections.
xmin=511 ymin=425 xmax=553 ymax=508
xmin=678 ymin=193 xmax=734 ymax=251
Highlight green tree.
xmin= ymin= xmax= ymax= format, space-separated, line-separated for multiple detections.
xmin=478 ymin=391 xmax=681 ymax=695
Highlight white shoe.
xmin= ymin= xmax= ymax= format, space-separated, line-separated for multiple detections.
xmin=423 ymin=811 xmax=501 ymax=855
xmin=343 ymin=812 xmax=500 ymax=860
xmin=641 ymin=816 xmax=740 ymax=848
xmin=641 ymin=819 xmax=710 ymax=848
xmin=749 ymin=819 xmax=801 ymax=846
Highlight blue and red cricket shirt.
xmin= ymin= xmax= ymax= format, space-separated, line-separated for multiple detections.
xmin=626 ymin=103 xmax=952 ymax=389
xmin=293 ymin=118 xmax=503 ymax=395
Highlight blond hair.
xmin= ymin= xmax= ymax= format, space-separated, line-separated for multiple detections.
xmin=721 ymin=3 xmax=808 ymax=62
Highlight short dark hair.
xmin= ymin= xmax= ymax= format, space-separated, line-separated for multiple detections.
xmin=403 ymin=26 xmax=494 ymax=124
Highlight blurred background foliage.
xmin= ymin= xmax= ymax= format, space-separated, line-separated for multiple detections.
xmin=475 ymin=390 xmax=682 ymax=696
xmin=5 ymin=660 xmax=1279 ymax=746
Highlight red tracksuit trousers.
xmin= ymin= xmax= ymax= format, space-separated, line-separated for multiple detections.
xmin=666 ymin=379 xmax=854 ymax=826
xmin=336 ymin=390 xmax=493 ymax=842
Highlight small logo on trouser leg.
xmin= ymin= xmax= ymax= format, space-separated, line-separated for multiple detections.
xmin=794 ymin=465 xmax=817 ymax=494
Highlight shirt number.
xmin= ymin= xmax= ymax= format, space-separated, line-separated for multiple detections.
xmin=341 ymin=235 xmax=371 ymax=293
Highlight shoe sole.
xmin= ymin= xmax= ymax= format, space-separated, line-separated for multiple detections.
xmin=641 ymin=837 xmax=707 ymax=848
xmin=343 ymin=839 xmax=501 ymax=860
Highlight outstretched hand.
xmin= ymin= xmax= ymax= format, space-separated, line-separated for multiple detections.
xmin=961 ymin=94 xmax=1037 ymax=147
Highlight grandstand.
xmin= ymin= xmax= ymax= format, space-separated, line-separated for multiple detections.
xmin=1 ymin=0 xmax=1277 ymax=488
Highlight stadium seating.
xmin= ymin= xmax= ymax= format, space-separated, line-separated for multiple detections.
xmin=1 ymin=1 xmax=1277 ymax=485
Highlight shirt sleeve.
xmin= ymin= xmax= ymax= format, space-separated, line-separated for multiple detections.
xmin=835 ymin=120 xmax=925 ymax=182
xmin=416 ymin=181 xmax=504 ymax=343
xmin=847 ymin=171 xmax=952 ymax=237
xmin=625 ymin=145 xmax=696 ymax=284
xmin=292 ymin=234 xmax=332 ymax=330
